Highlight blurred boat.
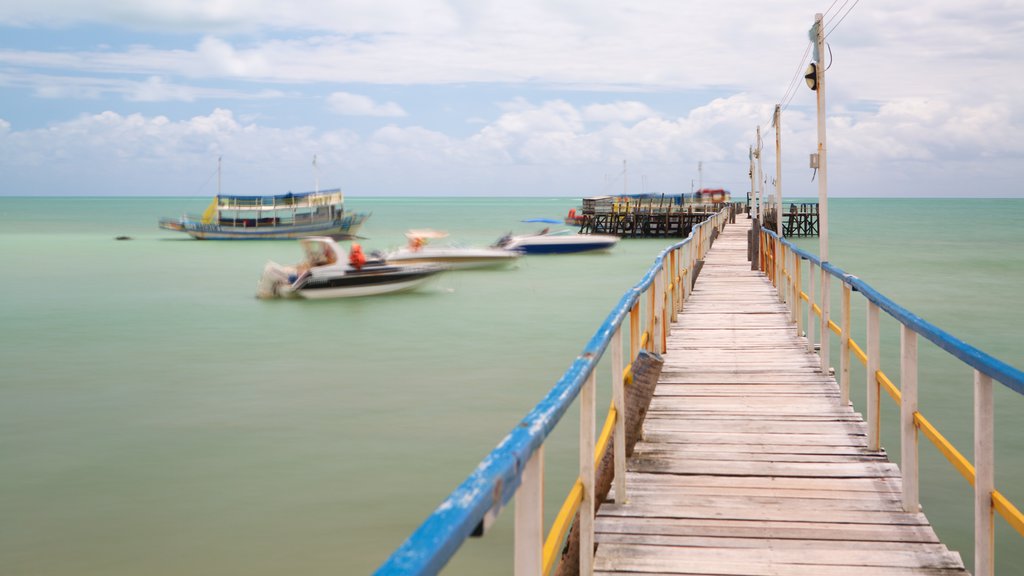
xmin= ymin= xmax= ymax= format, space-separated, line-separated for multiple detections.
xmin=380 ymin=230 xmax=520 ymax=270
xmin=160 ymin=188 xmax=368 ymax=240
xmin=256 ymin=237 xmax=444 ymax=299
xmin=493 ymin=229 xmax=619 ymax=254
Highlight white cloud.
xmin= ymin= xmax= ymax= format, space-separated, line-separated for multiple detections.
xmin=327 ymin=92 xmax=406 ymax=117
xmin=583 ymin=102 xmax=655 ymax=124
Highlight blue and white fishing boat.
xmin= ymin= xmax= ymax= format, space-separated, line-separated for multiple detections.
xmin=159 ymin=188 xmax=368 ymax=240
xmin=160 ymin=157 xmax=369 ymax=240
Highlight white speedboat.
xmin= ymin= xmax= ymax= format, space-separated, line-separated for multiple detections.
xmin=493 ymin=228 xmax=619 ymax=254
xmin=381 ymin=230 xmax=521 ymax=270
xmin=256 ymin=237 xmax=444 ymax=299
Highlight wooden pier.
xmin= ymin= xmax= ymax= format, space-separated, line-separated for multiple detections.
xmin=571 ymin=196 xmax=734 ymax=238
xmin=762 ymin=202 xmax=819 ymax=237
xmin=592 ymin=218 xmax=966 ymax=575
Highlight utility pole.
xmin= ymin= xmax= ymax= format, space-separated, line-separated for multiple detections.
xmin=756 ymin=126 xmax=764 ymax=226
xmin=812 ymin=12 xmax=830 ymax=375
xmin=749 ymin=146 xmax=756 ymax=220
xmin=774 ymin=104 xmax=783 ymax=236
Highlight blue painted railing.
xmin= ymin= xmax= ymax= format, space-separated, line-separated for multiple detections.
xmin=375 ymin=208 xmax=730 ymax=575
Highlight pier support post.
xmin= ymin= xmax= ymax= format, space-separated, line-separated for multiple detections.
xmin=579 ymin=372 xmax=595 ymax=576
xmin=750 ymin=220 xmax=760 ymax=271
xmin=866 ymin=302 xmax=881 ymax=451
xmin=514 ymin=447 xmax=544 ymax=576
xmin=974 ymin=370 xmax=995 ymax=576
xmin=840 ymin=282 xmax=850 ymax=406
xmin=900 ymin=326 xmax=919 ymax=513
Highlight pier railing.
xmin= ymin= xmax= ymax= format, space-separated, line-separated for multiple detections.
xmin=375 ymin=207 xmax=730 ymax=575
xmin=758 ymin=227 xmax=1024 ymax=576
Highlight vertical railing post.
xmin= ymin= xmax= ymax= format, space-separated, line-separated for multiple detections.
xmin=974 ymin=370 xmax=994 ymax=576
xmin=840 ymin=282 xmax=851 ymax=406
xmin=820 ymin=268 xmax=831 ymax=374
xmin=774 ymin=237 xmax=782 ymax=297
xmin=900 ymin=325 xmax=919 ymax=512
xmin=779 ymin=241 xmax=787 ymax=304
xmin=670 ymin=251 xmax=679 ymax=322
xmin=806 ymin=264 xmax=816 ymax=353
xmin=648 ymin=285 xmax=657 ymax=353
xmin=579 ymin=371 xmax=596 ymax=576
xmin=866 ymin=301 xmax=881 ymax=451
xmin=658 ymin=266 xmax=668 ymax=353
xmin=794 ymin=255 xmax=802 ymax=335
xmin=686 ymin=241 xmax=693 ymax=299
xmin=629 ymin=303 xmax=639 ymax=362
xmin=514 ymin=447 xmax=543 ymax=576
xmin=611 ymin=327 xmax=627 ymax=504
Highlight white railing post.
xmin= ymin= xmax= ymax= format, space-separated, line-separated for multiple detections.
xmin=514 ymin=446 xmax=543 ymax=576
xmin=840 ymin=282 xmax=851 ymax=406
xmin=806 ymin=264 xmax=816 ymax=353
xmin=974 ymin=370 xmax=994 ymax=576
xmin=670 ymin=252 xmax=679 ymax=322
xmin=774 ymin=236 xmax=782 ymax=301
xmin=794 ymin=255 xmax=802 ymax=335
xmin=611 ymin=328 xmax=627 ymax=504
xmin=820 ymin=268 xmax=831 ymax=374
xmin=579 ymin=371 xmax=596 ymax=576
xmin=866 ymin=302 xmax=881 ymax=451
xmin=663 ymin=263 xmax=671 ymax=343
xmin=900 ymin=325 xmax=919 ymax=512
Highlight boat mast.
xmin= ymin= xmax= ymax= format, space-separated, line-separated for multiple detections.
xmin=217 ymin=156 xmax=222 ymax=196
xmin=313 ymin=154 xmax=319 ymax=194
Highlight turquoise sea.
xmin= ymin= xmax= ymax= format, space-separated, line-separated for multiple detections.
xmin=1 ymin=197 xmax=1022 ymax=575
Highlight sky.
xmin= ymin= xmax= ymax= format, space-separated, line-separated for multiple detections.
xmin=0 ymin=1 xmax=1021 ymax=197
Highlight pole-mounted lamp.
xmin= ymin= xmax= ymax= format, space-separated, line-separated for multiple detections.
xmin=804 ymin=63 xmax=818 ymax=91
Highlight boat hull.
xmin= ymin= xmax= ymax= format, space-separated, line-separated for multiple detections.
xmin=500 ymin=234 xmax=619 ymax=254
xmin=384 ymin=248 xmax=520 ymax=270
xmin=296 ymin=266 xmax=441 ymax=298
xmin=160 ymin=213 xmax=368 ymax=240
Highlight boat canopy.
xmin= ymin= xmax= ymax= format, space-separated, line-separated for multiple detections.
xmin=219 ymin=188 xmax=342 ymax=202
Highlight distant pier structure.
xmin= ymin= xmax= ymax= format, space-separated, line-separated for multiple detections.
xmin=761 ymin=202 xmax=820 ymax=237
xmin=568 ymin=191 xmax=734 ymax=238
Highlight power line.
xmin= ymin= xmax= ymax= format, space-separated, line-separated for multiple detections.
xmin=824 ymin=0 xmax=852 ymax=27
xmin=826 ymin=0 xmax=861 ymax=38
xmin=779 ymin=41 xmax=813 ymax=112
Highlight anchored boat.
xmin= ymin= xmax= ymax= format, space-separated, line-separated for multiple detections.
xmin=256 ymin=237 xmax=444 ymax=299
xmin=159 ymin=188 xmax=369 ymax=240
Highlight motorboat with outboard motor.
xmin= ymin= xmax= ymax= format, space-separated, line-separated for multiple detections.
xmin=493 ymin=228 xmax=619 ymax=254
xmin=379 ymin=229 xmax=520 ymax=270
xmin=256 ymin=237 xmax=444 ymax=299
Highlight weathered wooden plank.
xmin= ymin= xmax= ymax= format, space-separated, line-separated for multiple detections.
xmin=622 ymin=472 xmax=903 ymax=493
xmin=594 ymin=517 xmax=941 ymax=544
xmin=595 ymin=533 xmax=953 ymax=553
xmin=594 ymin=543 xmax=967 ymax=574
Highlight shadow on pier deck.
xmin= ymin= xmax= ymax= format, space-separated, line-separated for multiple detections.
xmin=593 ymin=218 xmax=967 ymax=575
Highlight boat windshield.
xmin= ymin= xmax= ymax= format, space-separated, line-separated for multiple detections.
xmin=300 ymin=239 xmax=339 ymax=266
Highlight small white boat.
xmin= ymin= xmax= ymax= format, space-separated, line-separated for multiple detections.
xmin=381 ymin=230 xmax=521 ymax=270
xmin=256 ymin=237 xmax=444 ymax=299
xmin=493 ymin=228 xmax=619 ymax=254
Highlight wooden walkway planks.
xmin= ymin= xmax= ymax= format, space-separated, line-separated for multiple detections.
xmin=593 ymin=218 xmax=968 ymax=575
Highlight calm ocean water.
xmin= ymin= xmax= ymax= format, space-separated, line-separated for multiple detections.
xmin=1 ymin=196 xmax=1022 ymax=574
